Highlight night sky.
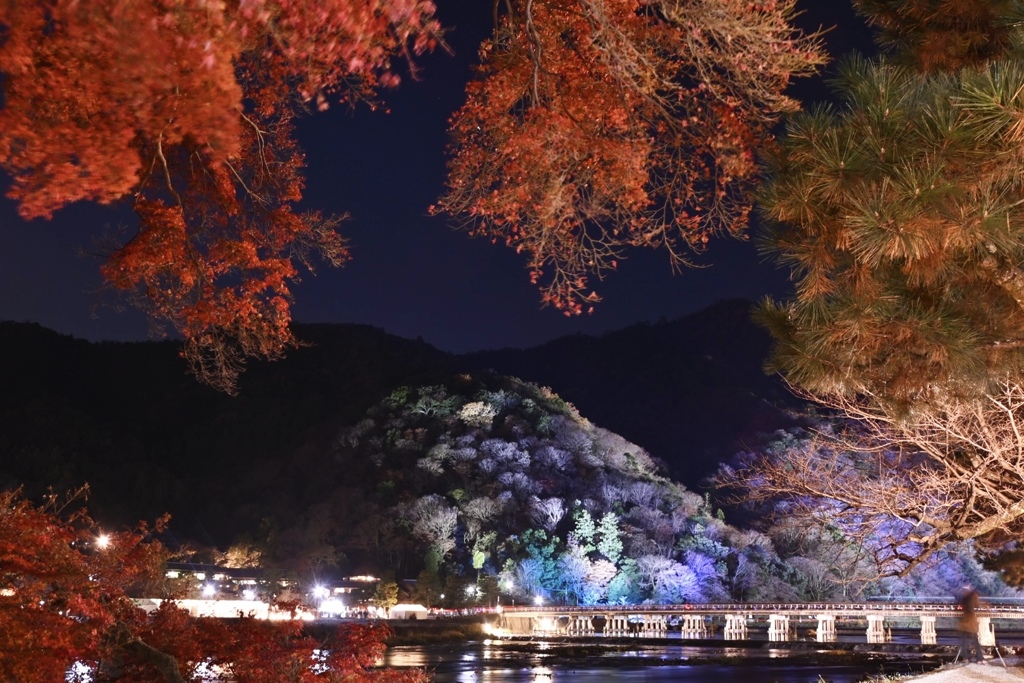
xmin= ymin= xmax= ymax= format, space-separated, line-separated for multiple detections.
xmin=0 ymin=0 xmax=871 ymax=355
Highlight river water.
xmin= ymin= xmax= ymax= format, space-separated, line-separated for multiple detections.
xmin=378 ymin=636 xmax=969 ymax=683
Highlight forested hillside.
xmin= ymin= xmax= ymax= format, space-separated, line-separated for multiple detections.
xmin=0 ymin=300 xmax=792 ymax=541
xmin=278 ymin=377 xmax=1013 ymax=603
xmin=0 ymin=307 xmax=1013 ymax=601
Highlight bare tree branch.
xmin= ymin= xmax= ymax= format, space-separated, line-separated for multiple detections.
xmin=717 ymin=379 xmax=1024 ymax=577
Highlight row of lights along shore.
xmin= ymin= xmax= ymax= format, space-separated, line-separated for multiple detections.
xmin=95 ymin=532 xmax=548 ymax=608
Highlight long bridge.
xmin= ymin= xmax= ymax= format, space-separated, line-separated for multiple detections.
xmin=493 ymin=601 xmax=1024 ymax=646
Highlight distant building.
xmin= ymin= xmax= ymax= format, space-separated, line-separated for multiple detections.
xmin=152 ymin=562 xmax=381 ymax=619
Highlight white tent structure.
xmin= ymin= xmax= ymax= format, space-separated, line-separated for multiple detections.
xmin=388 ymin=603 xmax=430 ymax=620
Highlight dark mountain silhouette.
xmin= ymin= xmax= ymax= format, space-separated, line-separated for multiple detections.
xmin=463 ymin=299 xmax=804 ymax=484
xmin=0 ymin=299 xmax=802 ymax=547
xmin=0 ymin=322 xmax=456 ymax=544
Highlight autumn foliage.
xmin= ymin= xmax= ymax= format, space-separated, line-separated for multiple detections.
xmin=0 ymin=0 xmax=440 ymax=391
xmin=1 ymin=0 xmax=824 ymax=385
xmin=854 ymin=0 xmax=1024 ymax=72
xmin=436 ymin=0 xmax=826 ymax=313
xmin=0 ymin=489 xmax=424 ymax=683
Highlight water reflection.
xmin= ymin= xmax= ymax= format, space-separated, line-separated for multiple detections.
xmin=437 ymin=663 xmax=922 ymax=683
xmin=379 ymin=641 xmax=948 ymax=683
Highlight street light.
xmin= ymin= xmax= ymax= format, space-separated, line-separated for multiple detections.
xmin=96 ymin=534 xmax=110 ymax=550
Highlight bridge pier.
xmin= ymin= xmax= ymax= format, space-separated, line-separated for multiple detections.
xmin=866 ymin=614 xmax=887 ymax=643
xmin=606 ymin=613 xmax=627 ymax=636
xmin=919 ymin=616 xmax=936 ymax=645
xmin=680 ymin=613 xmax=705 ymax=637
xmin=647 ymin=613 xmax=666 ymax=635
xmin=626 ymin=615 xmax=646 ymax=637
xmin=571 ymin=614 xmax=592 ymax=635
xmin=816 ymin=614 xmax=837 ymax=642
xmin=724 ymin=614 xmax=748 ymax=640
xmin=978 ymin=617 xmax=996 ymax=647
xmin=768 ymin=614 xmax=790 ymax=641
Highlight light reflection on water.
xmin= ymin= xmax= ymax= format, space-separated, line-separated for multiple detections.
xmin=436 ymin=662 xmax=904 ymax=683
xmin=379 ymin=642 xmax=943 ymax=683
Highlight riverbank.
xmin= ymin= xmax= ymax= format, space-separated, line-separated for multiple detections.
xmin=385 ymin=617 xmax=486 ymax=645
xmin=898 ymin=660 xmax=1024 ymax=682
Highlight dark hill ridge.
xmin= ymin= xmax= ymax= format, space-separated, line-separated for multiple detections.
xmin=0 ymin=300 xmax=802 ymax=545
xmin=0 ymin=321 xmax=457 ymax=543
xmin=463 ymin=299 xmax=804 ymax=484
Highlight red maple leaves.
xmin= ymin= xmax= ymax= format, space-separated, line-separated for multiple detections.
xmin=0 ymin=489 xmax=425 ymax=683
xmin=0 ymin=0 xmax=822 ymax=386
xmin=0 ymin=0 xmax=440 ymax=391
xmin=435 ymin=0 xmax=826 ymax=313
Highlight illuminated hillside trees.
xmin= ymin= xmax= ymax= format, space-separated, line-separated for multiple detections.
xmin=718 ymin=382 xmax=1024 ymax=577
xmin=0 ymin=489 xmax=422 ymax=683
xmin=317 ymin=376 xmax=963 ymax=604
xmin=436 ymin=0 xmax=826 ymax=313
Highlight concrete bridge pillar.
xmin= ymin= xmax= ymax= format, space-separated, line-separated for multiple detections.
xmin=866 ymin=614 xmax=887 ymax=643
xmin=648 ymin=613 xmax=666 ymax=635
xmin=768 ymin=614 xmax=790 ymax=641
xmin=724 ymin=614 xmax=748 ymax=640
xmin=919 ymin=616 xmax=936 ymax=645
xmin=978 ymin=617 xmax=996 ymax=647
xmin=816 ymin=614 xmax=837 ymax=642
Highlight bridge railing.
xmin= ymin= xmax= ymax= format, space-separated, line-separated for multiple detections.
xmin=500 ymin=601 xmax=1024 ymax=617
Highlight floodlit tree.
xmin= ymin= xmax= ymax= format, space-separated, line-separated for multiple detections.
xmin=0 ymin=0 xmax=442 ymax=392
xmin=529 ymin=496 xmax=566 ymax=531
xmin=719 ymin=383 xmax=1024 ymax=577
xmin=746 ymin=2 xmax=1024 ymax=577
xmin=596 ymin=512 xmax=623 ymax=564
xmin=854 ymin=0 xmax=1024 ymax=72
xmin=636 ymin=554 xmax=700 ymax=603
xmin=372 ymin=580 xmax=401 ymax=613
xmin=405 ymin=494 xmax=459 ymax=558
xmin=0 ymin=0 xmax=825 ymax=388
xmin=0 ymin=489 xmax=421 ymax=683
xmin=436 ymin=0 xmax=826 ymax=313
xmin=556 ymin=543 xmax=593 ymax=603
